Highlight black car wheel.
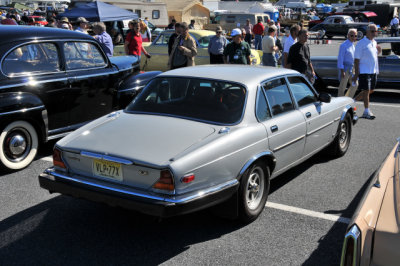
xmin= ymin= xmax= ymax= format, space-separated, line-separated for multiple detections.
xmin=327 ymin=113 xmax=352 ymax=157
xmin=0 ymin=121 xmax=38 ymax=170
xmin=238 ymin=161 xmax=270 ymax=223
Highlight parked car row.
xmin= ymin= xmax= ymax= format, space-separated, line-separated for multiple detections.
xmin=311 ymin=37 xmax=400 ymax=90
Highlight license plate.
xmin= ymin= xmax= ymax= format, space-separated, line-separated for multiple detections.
xmin=92 ymin=159 xmax=123 ymax=181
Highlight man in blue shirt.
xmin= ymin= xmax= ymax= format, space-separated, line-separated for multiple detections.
xmin=93 ymin=22 xmax=113 ymax=57
xmin=337 ymin=28 xmax=357 ymax=97
xmin=208 ymin=26 xmax=227 ymax=64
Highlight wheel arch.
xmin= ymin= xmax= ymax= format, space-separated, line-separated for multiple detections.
xmin=238 ymin=151 xmax=276 ymax=181
xmin=0 ymin=92 xmax=48 ymax=143
xmin=340 ymin=104 xmax=356 ymax=125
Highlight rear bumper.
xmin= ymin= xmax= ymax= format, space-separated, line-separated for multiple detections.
xmin=39 ymin=168 xmax=239 ymax=217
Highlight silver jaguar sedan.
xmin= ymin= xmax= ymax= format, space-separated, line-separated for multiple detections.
xmin=39 ymin=65 xmax=358 ymax=223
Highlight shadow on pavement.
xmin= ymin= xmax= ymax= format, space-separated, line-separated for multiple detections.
xmin=0 ymin=195 xmax=245 ymax=265
xmin=302 ymin=170 xmax=377 ymax=265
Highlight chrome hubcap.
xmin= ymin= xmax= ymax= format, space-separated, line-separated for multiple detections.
xmin=339 ymin=122 xmax=348 ymax=148
xmin=9 ymin=135 xmax=27 ymax=155
xmin=245 ymin=166 xmax=264 ymax=210
xmin=4 ymin=128 xmax=31 ymax=162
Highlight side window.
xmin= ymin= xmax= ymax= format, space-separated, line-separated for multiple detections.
xmin=287 ymin=76 xmax=317 ymax=107
xmin=197 ymin=36 xmax=210 ymax=48
xmin=63 ymin=42 xmax=107 ymax=70
xmin=2 ymin=43 xmax=60 ymax=76
xmin=263 ymin=16 xmax=269 ymax=23
xmin=256 ymin=88 xmax=271 ymax=122
xmin=263 ymin=78 xmax=294 ymax=116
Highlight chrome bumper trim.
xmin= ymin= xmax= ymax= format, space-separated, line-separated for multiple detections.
xmin=44 ymin=168 xmax=238 ymax=204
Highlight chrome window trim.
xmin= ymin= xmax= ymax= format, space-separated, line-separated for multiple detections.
xmin=0 ymin=77 xmax=69 ymax=90
xmin=81 ymin=151 xmax=134 ymax=165
xmin=44 ymin=168 xmax=238 ymax=204
xmin=0 ymin=105 xmax=45 ymax=117
xmin=0 ymin=41 xmax=62 ymax=77
xmin=285 ymin=75 xmax=319 ymax=108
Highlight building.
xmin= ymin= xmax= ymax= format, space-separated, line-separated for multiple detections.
xmin=159 ymin=0 xmax=210 ymax=29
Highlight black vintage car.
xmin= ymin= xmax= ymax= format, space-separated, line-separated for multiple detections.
xmin=0 ymin=26 xmax=160 ymax=171
xmin=310 ymin=15 xmax=369 ymax=39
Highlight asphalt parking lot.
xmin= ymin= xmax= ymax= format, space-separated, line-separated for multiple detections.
xmin=1 ymin=39 xmax=399 ymax=265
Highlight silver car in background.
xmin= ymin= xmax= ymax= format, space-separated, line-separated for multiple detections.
xmin=312 ymin=37 xmax=400 ymax=91
xmin=39 ymin=65 xmax=358 ymax=223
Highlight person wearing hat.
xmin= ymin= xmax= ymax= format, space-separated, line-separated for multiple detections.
xmin=59 ymin=17 xmax=72 ymax=30
xmin=75 ymin=17 xmax=89 ymax=34
xmin=223 ymin=28 xmax=251 ymax=65
xmin=252 ymin=18 xmax=265 ymax=50
xmin=168 ymin=22 xmax=197 ymax=69
xmin=208 ymin=26 xmax=227 ymax=64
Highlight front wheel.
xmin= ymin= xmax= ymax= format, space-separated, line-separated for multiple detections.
xmin=238 ymin=161 xmax=270 ymax=223
xmin=326 ymin=113 xmax=352 ymax=157
xmin=0 ymin=121 xmax=39 ymax=171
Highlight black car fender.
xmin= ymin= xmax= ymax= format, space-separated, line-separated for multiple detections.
xmin=0 ymin=92 xmax=48 ymax=142
xmin=116 ymin=71 xmax=162 ymax=107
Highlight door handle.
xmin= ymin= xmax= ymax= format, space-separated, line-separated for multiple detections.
xmin=306 ymin=112 xmax=312 ymax=118
xmin=271 ymin=125 xmax=278 ymax=132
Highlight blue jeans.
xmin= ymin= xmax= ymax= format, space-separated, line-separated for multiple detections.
xmin=254 ymin=35 xmax=262 ymax=50
xmin=262 ymin=53 xmax=277 ymax=67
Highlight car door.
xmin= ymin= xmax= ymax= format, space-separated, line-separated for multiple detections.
xmin=287 ymin=76 xmax=334 ymax=157
xmin=63 ymin=41 xmax=118 ymax=127
xmin=141 ymin=32 xmax=171 ymax=72
xmin=378 ymin=54 xmax=400 ymax=85
xmin=259 ymin=77 xmax=307 ymax=174
xmin=1 ymin=42 xmax=70 ymax=130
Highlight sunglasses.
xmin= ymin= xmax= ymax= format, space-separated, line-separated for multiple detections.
xmin=370 ymin=30 xmax=377 ymax=32
xmin=216 ymin=31 xmax=222 ymax=33
xmin=349 ymin=34 xmax=356 ymax=37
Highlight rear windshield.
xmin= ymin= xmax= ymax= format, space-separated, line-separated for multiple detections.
xmin=126 ymin=77 xmax=246 ymax=125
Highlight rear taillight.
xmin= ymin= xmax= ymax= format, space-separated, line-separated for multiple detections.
xmin=53 ymin=147 xmax=67 ymax=169
xmin=153 ymin=170 xmax=175 ymax=191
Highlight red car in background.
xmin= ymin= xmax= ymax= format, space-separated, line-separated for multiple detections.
xmin=28 ymin=16 xmax=48 ymax=26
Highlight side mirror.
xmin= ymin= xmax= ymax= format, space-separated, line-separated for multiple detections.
xmin=319 ymin=92 xmax=331 ymax=103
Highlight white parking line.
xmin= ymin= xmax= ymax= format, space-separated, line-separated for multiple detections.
xmin=266 ymin=202 xmax=351 ymax=224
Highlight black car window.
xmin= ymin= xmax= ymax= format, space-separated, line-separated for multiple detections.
xmin=2 ymin=43 xmax=60 ymax=76
xmin=63 ymin=42 xmax=107 ymax=70
xmin=262 ymin=78 xmax=294 ymax=116
xmin=287 ymin=76 xmax=317 ymax=107
xmin=256 ymin=88 xmax=271 ymax=122
xmin=197 ymin=36 xmax=210 ymax=48
xmin=126 ymin=77 xmax=246 ymax=125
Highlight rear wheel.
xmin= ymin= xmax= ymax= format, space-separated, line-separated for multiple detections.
xmin=238 ymin=161 xmax=270 ymax=223
xmin=0 ymin=121 xmax=38 ymax=171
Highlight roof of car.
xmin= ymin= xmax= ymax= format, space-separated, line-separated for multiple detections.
xmin=327 ymin=15 xmax=352 ymax=19
xmin=158 ymin=65 xmax=298 ymax=86
xmin=0 ymin=25 xmax=94 ymax=45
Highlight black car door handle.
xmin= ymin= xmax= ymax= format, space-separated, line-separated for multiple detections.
xmin=306 ymin=112 xmax=312 ymax=118
xmin=271 ymin=125 xmax=278 ymax=132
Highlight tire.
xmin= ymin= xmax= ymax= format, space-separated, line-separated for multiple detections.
xmin=0 ymin=121 xmax=38 ymax=170
xmin=357 ymin=31 xmax=364 ymax=40
xmin=238 ymin=161 xmax=270 ymax=223
xmin=327 ymin=113 xmax=352 ymax=157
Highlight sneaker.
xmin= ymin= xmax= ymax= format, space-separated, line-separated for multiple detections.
xmin=361 ymin=113 xmax=375 ymax=120
xmin=368 ymin=110 xmax=375 ymax=117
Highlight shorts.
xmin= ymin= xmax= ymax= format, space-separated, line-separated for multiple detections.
xmin=358 ymin=74 xmax=377 ymax=91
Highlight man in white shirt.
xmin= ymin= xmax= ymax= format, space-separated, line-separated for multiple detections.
xmin=352 ymin=24 xmax=381 ymax=119
xmin=390 ymin=15 xmax=399 ymax=37
xmin=283 ymin=24 xmax=300 ymax=68
xmin=337 ymin=28 xmax=357 ymax=97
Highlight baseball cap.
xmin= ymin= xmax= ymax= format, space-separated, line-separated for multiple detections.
xmin=231 ymin=28 xmax=242 ymax=37
xmin=76 ymin=17 xmax=88 ymax=23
